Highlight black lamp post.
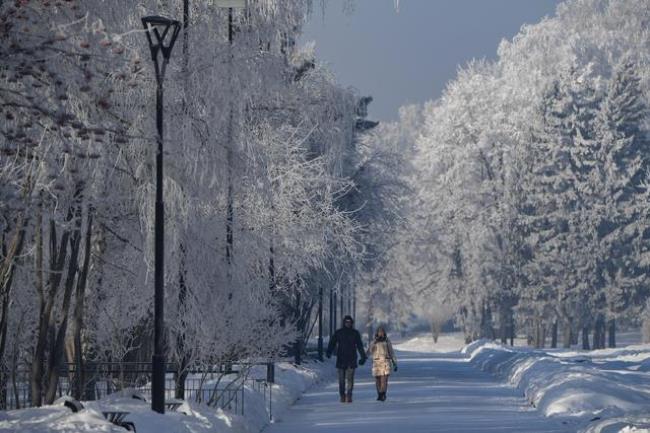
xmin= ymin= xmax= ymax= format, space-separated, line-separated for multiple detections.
xmin=329 ymin=288 xmax=334 ymax=337
xmin=142 ymin=15 xmax=180 ymax=415
xmin=318 ymin=287 xmax=323 ymax=361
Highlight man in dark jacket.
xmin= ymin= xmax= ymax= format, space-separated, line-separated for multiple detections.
xmin=326 ymin=315 xmax=367 ymax=403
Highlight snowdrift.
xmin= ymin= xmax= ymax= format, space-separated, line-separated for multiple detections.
xmin=0 ymin=360 xmax=332 ymax=433
xmin=464 ymin=341 xmax=650 ymax=432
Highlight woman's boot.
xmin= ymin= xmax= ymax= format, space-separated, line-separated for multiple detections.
xmin=375 ymin=377 xmax=382 ymax=400
xmin=379 ymin=376 xmax=388 ymax=401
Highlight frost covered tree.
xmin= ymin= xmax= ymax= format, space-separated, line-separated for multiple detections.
xmin=0 ymin=0 xmax=377 ymax=406
xmin=594 ymin=55 xmax=650 ymax=348
xmin=352 ymin=104 xmax=417 ymax=339
xmin=391 ymin=0 xmax=650 ymax=348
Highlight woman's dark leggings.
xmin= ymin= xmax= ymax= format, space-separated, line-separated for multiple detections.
xmin=375 ymin=375 xmax=389 ymax=393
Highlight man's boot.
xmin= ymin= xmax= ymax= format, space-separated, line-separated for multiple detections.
xmin=346 ymin=392 xmax=352 ymax=403
xmin=340 ymin=394 xmax=346 ymax=403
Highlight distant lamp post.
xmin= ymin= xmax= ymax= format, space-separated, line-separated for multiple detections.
xmin=141 ymin=15 xmax=181 ymax=415
xmin=214 ymin=0 xmax=246 ymax=45
xmin=214 ymin=0 xmax=245 ymax=271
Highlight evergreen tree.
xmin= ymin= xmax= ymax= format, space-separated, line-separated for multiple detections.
xmin=596 ymin=55 xmax=650 ymax=347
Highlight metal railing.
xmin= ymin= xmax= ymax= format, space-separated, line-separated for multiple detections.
xmin=0 ymin=361 xmax=275 ymax=420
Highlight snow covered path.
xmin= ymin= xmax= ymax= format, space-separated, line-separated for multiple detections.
xmin=264 ymin=350 xmax=571 ymax=433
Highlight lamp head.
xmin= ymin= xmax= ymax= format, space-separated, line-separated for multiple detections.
xmin=142 ymin=15 xmax=181 ymax=61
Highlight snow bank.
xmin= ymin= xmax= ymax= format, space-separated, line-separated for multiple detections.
xmin=0 ymin=360 xmax=332 ymax=433
xmin=245 ymin=360 xmax=333 ymax=429
xmin=465 ymin=341 xmax=650 ymax=432
xmin=582 ymin=416 xmax=650 ymax=433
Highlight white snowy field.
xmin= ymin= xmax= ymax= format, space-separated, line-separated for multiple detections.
xmin=0 ymin=361 xmax=333 ymax=433
xmin=464 ymin=338 xmax=650 ymax=433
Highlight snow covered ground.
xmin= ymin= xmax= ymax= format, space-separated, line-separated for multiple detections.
xmin=0 ymin=360 xmax=333 ymax=433
xmin=464 ymin=339 xmax=650 ymax=433
xmin=5 ymin=334 xmax=650 ymax=433
xmin=265 ymin=334 xmax=572 ymax=433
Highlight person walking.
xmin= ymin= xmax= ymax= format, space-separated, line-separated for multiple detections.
xmin=367 ymin=326 xmax=397 ymax=401
xmin=326 ymin=315 xmax=366 ymax=403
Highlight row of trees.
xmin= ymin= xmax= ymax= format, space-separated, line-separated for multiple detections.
xmin=0 ymin=0 xmax=392 ymax=406
xmin=361 ymin=0 xmax=650 ymax=349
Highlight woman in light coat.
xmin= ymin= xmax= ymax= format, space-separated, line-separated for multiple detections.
xmin=366 ymin=326 xmax=397 ymax=401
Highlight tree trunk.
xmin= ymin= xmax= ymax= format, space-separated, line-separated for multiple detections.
xmin=526 ymin=320 xmax=534 ymax=346
xmin=429 ymin=307 xmax=444 ymax=343
xmin=32 ymin=190 xmax=83 ymax=406
xmin=480 ymin=303 xmax=495 ymax=340
xmin=499 ymin=306 xmax=513 ymax=345
xmin=44 ymin=221 xmax=82 ymax=404
xmin=593 ymin=315 xmax=606 ymax=350
xmin=534 ymin=319 xmax=546 ymax=349
xmin=174 ymin=243 xmax=190 ymax=400
xmin=71 ymin=211 xmax=93 ymax=400
xmin=581 ymin=325 xmax=591 ymax=351
xmin=571 ymin=321 xmax=579 ymax=345
xmin=607 ymin=319 xmax=616 ymax=348
xmin=459 ymin=307 xmax=472 ymax=343
xmin=562 ymin=316 xmax=573 ymax=348
xmin=0 ymin=367 xmax=6 ymax=410
xmin=32 ymin=219 xmax=70 ymax=407
xmin=0 ymin=212 xmax=28 ymax=370
xmin=175 ymin=368 xmax=189 ymax=400
xmin=430 ymin=319 xmax=440 ymax=343
xmin=562 ymin=324 xmax=572 ymax=348
xmin=293 ymin=338 xmax=302 ymax=365
xmin=551 ymin=320 xmax=558 ymax=349
xmin=0 ymin=173 xmax=33 ymax=375
xmin=174 ymin=364 xmax=189 ymax=400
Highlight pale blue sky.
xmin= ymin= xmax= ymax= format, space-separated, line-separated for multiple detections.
xmin=301 ymin=0 xmax=563 ymax=121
